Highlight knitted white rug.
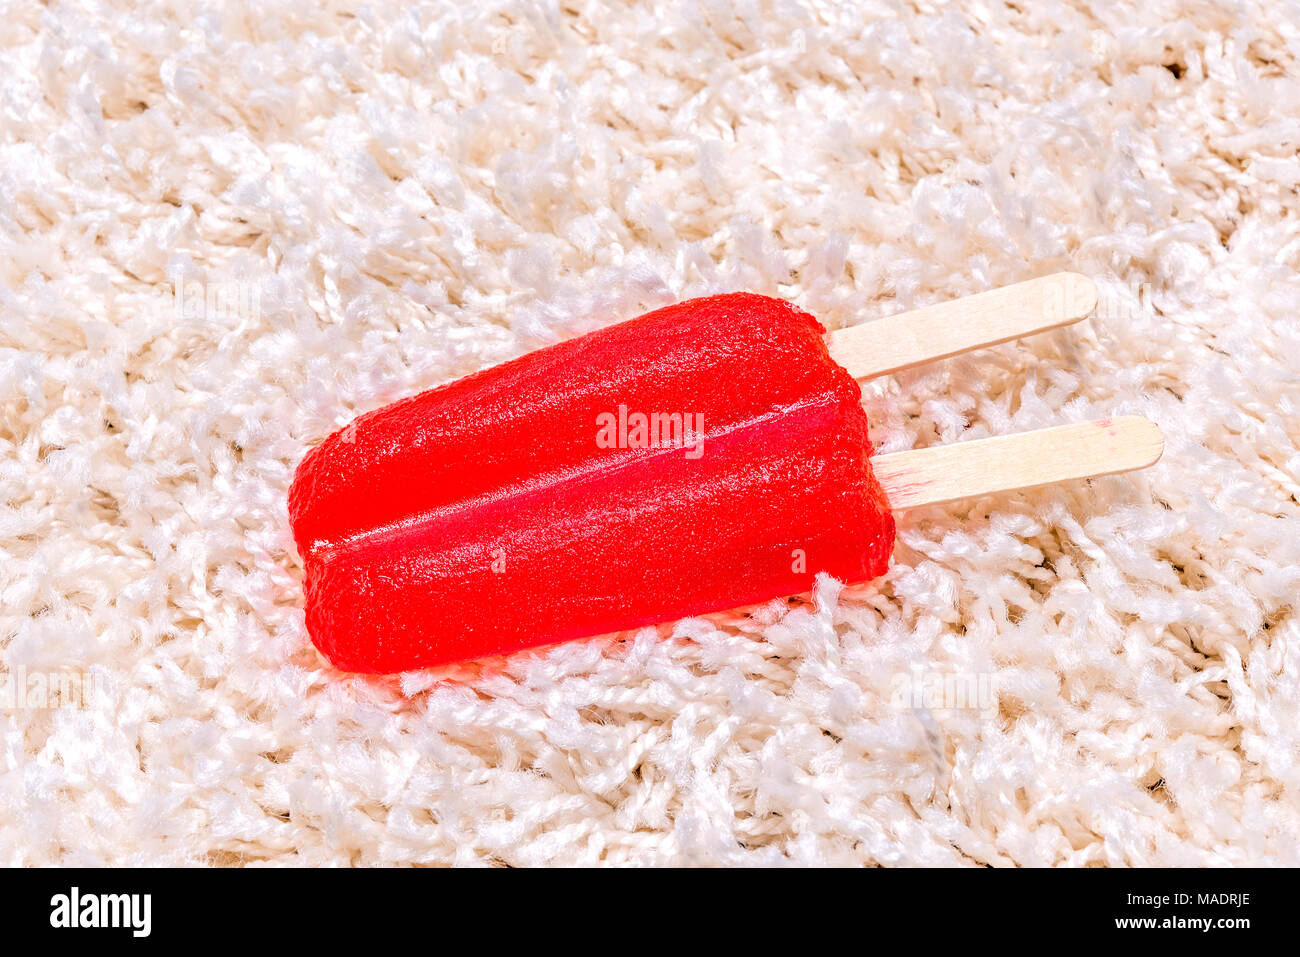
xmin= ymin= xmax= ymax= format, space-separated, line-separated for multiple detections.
xmin=3 ymin=0 xmax=1298 ymax=866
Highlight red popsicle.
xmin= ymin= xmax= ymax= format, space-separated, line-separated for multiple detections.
xmin=290 ymin=293 xmax=894 ymax=673
xmin=289 ymin=274 xmax=1157 ymax=675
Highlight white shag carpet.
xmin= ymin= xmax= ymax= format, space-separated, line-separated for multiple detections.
xmin=2 ymin=0 xmax=1298 ymax=867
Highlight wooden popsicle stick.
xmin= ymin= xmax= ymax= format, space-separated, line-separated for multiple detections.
xmin=826 ymin=272 xmax=1098 ymax=379
xmin=873 ymin=416 xmax=1164 ymax=510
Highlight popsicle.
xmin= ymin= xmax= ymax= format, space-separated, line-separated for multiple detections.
xmin=289 ymin=274 xmax=1161 ymax=673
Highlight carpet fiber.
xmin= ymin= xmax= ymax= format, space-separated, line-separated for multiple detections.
xmin=2 ymin=0 xmax=1298 ymax=865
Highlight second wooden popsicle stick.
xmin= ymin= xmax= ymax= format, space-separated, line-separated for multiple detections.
xmin=825 ymin=272 xmax=1099 ymax=380
xmin=873 ymin=416 xmax=1164 ymax=510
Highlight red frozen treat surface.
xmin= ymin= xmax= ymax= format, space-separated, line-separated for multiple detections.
xmin=289 ymin=293 xmax=895 ymax=673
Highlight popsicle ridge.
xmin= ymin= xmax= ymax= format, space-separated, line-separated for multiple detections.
xmin=290 ymin=293 xmax=895 ymax=672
